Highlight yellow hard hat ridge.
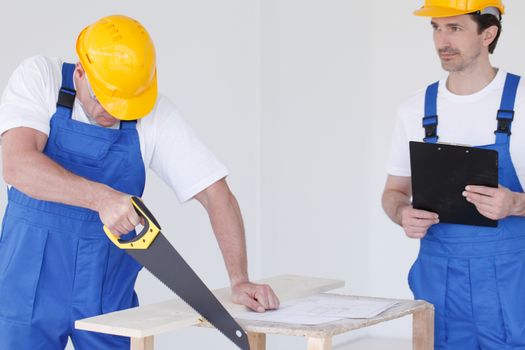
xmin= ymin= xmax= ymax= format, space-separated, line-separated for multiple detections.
xmin=76 ymin=15 xmax=158 ymax=120
xmin=414 ymin=0 xmax=505 ymax=18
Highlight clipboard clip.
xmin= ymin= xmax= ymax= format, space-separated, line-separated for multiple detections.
xmin=435 ymin=142 xmax=472 ymax=148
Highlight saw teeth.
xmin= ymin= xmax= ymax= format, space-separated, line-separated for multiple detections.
xmin=142 ymin=265 xmax=249 ymax=349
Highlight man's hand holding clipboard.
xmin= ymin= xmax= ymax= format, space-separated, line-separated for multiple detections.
xmin=463 ymin=184 xmax=520 ymax=221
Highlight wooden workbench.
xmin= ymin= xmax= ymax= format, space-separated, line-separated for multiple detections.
xmin=75 ymin=275 xmax=434 ymax=350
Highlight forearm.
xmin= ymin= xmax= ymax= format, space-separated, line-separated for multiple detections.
xmin=382 ymin=189 xmax=412 ymax=226
xmin=3 ymin=148 xmax=111 ymax=211
xmin=210 ymin=192 xmax=249 ymax=285
xmin=196 ymin=180 xmax=249 ymax=286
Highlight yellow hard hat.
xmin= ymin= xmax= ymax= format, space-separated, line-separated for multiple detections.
xmin=76 ymin=15 xmax=157 ymax=120
xmin=414 ymin=0 xmax=505 ymax=18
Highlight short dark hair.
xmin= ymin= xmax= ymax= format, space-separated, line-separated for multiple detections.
xmin=469 ymin=13 xmax=502 ymax=54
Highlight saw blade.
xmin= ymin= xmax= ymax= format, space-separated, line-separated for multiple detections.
xmin=126 ymin=232 xmax=250 ymax=350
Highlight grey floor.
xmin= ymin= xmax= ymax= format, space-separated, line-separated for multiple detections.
xmin=66 ymin=335 xmax=412 ymax=349
xmin=337 ymin=337 xmax=411 ymax=350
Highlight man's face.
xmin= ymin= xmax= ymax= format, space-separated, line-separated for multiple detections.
xmin=81 ymin=77 xmax=119 ymax=127
xmin=74 ymin=65 xmax=120 ymax=127
xmin=431 ymin=15 xmax=485 ymax=73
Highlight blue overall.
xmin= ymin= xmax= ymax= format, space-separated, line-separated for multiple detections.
xmin=409 ymin=73 xmax=525 ymax=349
xmin=0 ymin=63 xmax=146 ymax=349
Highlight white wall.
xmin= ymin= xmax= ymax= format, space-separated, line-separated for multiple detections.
xmin=259 ymin=2 xmax=373 ymax=346
xmin=1 ymin=1 xmax=525 ymax=349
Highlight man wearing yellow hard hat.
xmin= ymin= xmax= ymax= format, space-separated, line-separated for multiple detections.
xmin=0 ymin=15 xmax=279 ymax=349
xmin=383 ymin=1 xmax=525 ymax=348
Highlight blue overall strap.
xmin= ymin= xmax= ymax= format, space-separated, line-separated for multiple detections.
xmin=56 ymin=63 xmax=76 ymax=117
xmin=423 ymin=81 xmax=439 ymax=143
xmin=120 ymin=120 xmax=137 ymax=129
xmin=495 ymin=73 xmax=521 ymax=144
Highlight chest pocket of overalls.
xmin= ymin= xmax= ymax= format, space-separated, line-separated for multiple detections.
xmin=54 ymin=128 xmax=119 ymax=169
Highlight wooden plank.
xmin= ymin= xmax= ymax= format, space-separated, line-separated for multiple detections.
xmin=247 ymin=332 xmax=266 ymax=350
xmin=307 ymin=336 xmax=332 ymax=350
xmin=75 ymin=275 xmax=344 ymax=338
xmin=131 ymin=336 xmax=154 ymax=350
xmin=412 ymin=304 xmax=434 ymax=350
xmin=75 ymin=304 xmax=198 ymax=338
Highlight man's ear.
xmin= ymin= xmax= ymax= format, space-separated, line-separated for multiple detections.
xmin=75 ymin=62 xmax=85 ymax=79
xmin=482 ymin=25 xmax=499 ymax=48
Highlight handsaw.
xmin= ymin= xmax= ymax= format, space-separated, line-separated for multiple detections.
xmin=103 ymin=196 xmax=250 ymax=349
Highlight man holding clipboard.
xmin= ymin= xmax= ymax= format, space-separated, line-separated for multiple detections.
xmin=382 ymin=1 xmax=525 ymax=349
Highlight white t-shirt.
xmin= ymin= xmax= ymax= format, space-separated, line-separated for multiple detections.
xmin=387 ymin=69 xmax=525 ymax=187
xmin=0 ymin=56 xmax=228 ymax=202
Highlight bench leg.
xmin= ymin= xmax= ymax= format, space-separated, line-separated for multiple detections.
xmin=413 ymin=307 xmax=434 ymax=350
xmin=131 ymin=336 xmax=154 ymax=350
xmin=248 ymin=332 xmax=266 ymax=350
xmin=307 ymin=336 xmax=332 ymax=350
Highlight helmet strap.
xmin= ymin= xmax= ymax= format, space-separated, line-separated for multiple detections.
xmin=477 ymin=7 xmax=501 ymax=21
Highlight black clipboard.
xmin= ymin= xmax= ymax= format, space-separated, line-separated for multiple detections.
xmin=409 ymin=141 xmax=498 ymax=227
